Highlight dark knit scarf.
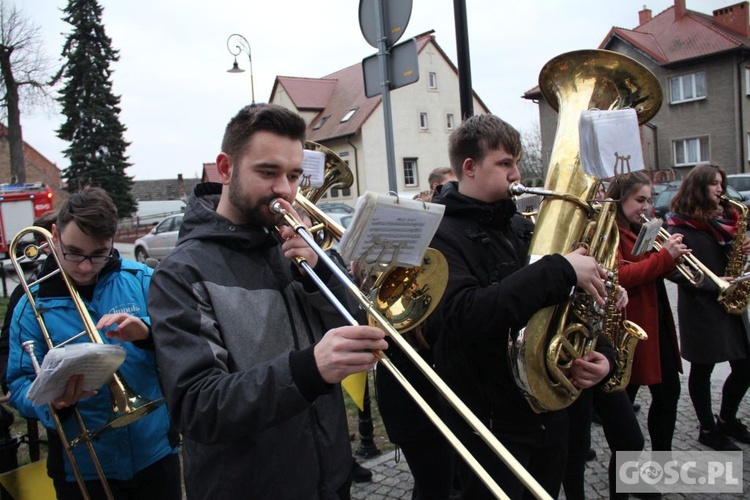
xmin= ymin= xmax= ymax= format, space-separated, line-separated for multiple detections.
xmin=666 ymin=210 xmax=739 ymax=245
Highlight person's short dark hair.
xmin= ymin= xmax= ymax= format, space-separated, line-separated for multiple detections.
xmin=33 ymin=210 xmax=58 ymax=244
xmin=428 ymin=167 xmax=453 ymax=188
xmin=221 ymin=103 xmax=307 ymax=158
xmin=57 ymin=187 xmax=119 ymax=239
xmin=448 ymin=114 xmax=522 ymax=180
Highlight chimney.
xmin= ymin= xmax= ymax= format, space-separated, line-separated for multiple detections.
xmin=177 ymin=173 xmax=185 ymax=199
xmin=713 ymin=2 xmax=750 ymax=38
xmin=675 ymin=0 xmax=687 ymax=19
xmin=639 ymin=5 xmax=653 ymax=25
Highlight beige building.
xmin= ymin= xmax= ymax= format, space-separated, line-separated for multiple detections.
xmin=270 ymin=32 xmax=489 ymax=205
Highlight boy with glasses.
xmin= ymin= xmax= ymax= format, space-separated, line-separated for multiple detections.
xmin=6 ymin=188 xmax=181 ymax=499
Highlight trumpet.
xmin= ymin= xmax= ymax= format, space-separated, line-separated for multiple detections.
xmin=639 ymin=214 xmax=706 ymax=286
xmin=9 ymin=227 xmax=165 ymax=499
xmin=640 ymin=213 xmax=749 ymax=313
xmin=271 ymin=199 xmax=552 ymax=500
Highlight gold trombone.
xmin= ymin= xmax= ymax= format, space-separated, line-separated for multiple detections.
xmin=271 ymin=199 xmax=552 ymax=500
xmin=9 ymin=226 xmax=165 ymax=500
xmin=639 ymin=214 xmax=707 ymax=286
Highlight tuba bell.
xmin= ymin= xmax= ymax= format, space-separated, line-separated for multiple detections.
xmin=509 ymin=49 xmax=662 ymax=412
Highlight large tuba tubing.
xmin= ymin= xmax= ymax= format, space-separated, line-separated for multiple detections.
xmin=271 ymin=201 xmax=552 ymax=500
xmin=510 ymin=49 xmax=662 ymax=412
xmin=9 ymin=227 xmax=166 ymax=499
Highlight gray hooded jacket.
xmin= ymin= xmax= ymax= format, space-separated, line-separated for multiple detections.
xmin=148 ymin=183 xmax=353 ymax=499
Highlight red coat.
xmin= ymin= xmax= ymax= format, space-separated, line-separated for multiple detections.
xmin=617 ymin=225 xmax=683 ymax=386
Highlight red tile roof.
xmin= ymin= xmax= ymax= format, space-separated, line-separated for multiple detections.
xmin=271 ymin=33 xmax=489 ymax=142
xmin=600 ymin=2 xmax=750 ymax=65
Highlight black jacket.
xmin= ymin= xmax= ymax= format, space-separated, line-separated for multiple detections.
xmin=148 ymin=183 xmax=353 ymax=499
xmin=667 ymin=222 xmax=750 ymax=363
xmin=427 ymin=182 xmax=577 ymax=437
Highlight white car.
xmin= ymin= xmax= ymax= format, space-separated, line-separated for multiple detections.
xmin=133 ymin=214 xmax=183 ymax=263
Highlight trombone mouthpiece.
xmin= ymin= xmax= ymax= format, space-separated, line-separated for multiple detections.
xmin=269 ymin=199 xmax=284 ymax=215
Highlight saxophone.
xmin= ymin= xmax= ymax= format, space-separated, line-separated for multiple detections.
xmin=600 ymin=267 xmax=648 ymax=393
xmin=719 ymin=196 xmax=750 ymax=314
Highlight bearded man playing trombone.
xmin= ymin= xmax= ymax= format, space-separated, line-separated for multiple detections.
xmin=148 ymin=103 xmax=387 ymax=500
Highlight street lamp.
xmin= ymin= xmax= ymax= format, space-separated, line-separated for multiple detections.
xmin=226 ymin=33 xmax=255 ymax=104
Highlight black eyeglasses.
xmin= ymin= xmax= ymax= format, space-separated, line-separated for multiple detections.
xmin=59 ymin=240 xmax=114 ymax=265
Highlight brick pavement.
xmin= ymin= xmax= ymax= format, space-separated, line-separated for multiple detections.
xmin=352 ymin=283 xmax=750 ymax=499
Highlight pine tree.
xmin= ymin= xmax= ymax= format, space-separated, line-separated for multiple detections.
xmin=56 ymin=0 xmax=136 ymax=218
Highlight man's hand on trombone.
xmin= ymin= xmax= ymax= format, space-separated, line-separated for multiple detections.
xmin=275 ymin=198 xmax=320 ymax=270
xmin=313 ymin=326 xmax=388 ymax=384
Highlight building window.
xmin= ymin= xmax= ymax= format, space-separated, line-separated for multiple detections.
xmin=669 ymin=72 xmax=706 ymax=104
xmin=446 ymin=113 xmax=455 ymax=130
xmin=673 ymin=136 xmax=709 ymax=166
xmin=341 ymin=109 xmax=357 ymax=122
xmin=428 ymin=72 xmax=438 ymax=89
xmin=404 ymin=158 xmax=418 ymax=187
xmin=313 ymin=115 xmax=330 ymax=130
xmin=746 ymin=68 xmax=750 ymax=96
xmin=419 ymin=112 xmax=429 ymax=130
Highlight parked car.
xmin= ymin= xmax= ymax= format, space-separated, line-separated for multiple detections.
xmin=651 ymin=182 xmax=748 ymax=220
xmin=726 ymin=173 xmax=750 ymax=199
xmin=317 ymin=202 xmax=355 ymax=214
xmin=133 ymin=213 xmax=183 ymax=263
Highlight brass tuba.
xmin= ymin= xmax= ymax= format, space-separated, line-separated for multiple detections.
xmin=9 ymin=227 xmax=166 ymax=499
xmin=509 ymin=50 xmax=662 ymax=412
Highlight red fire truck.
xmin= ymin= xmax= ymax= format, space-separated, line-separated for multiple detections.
xmin=0 ymin=183 xmax=54 ymax=259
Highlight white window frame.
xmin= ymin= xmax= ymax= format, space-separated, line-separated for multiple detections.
xmin=419 ymin=112 xmax=429 ymax=130
xmin=446 ymin=113 xmax=455 ymax=131
xmin=669 ymin=72 xmax=706 ymax=104
xmin=403 ymin=158 xmax=419 ymax=187
xmin=673 ymin=136 xmax=709 ymax=166
xmin=428 ymin=72 xmax=438 ymax=90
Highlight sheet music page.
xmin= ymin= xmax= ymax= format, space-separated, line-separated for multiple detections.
xmin=301 ymin=149 xmax=326 ymax=188
xmin=632 ymin=218 xmax=663 ymax=256
xmin=26 ymin=343 xmax=126 ymax=406
xmin=339 ymin=192 xmax=445 ymax=267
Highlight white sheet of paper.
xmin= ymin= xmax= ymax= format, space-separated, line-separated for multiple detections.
xmin=339 ymin=192 xmax=444 ymax=267
xmin=301 ymin=149 xmax=326 ymax=188
xmin=26 ymin=343 xmax=126 ymax=406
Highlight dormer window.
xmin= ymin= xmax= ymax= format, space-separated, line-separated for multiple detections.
xmin=341 ymin=109 xmax=357 ymax=122
xmin=313 ymin=115 xmax=330 ymax=130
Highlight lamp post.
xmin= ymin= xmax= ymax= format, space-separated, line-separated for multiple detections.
xmin=226 ymin=33 xmax=255 ymax=104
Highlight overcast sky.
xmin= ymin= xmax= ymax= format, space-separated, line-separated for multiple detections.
xmin=21 ymin=0 xmax=727 ymax=181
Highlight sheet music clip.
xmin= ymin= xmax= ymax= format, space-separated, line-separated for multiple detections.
xmin=355 ymin=237 xmax=403 ymax=292
xmin=387 ymin=191 xmax=400 ymax=205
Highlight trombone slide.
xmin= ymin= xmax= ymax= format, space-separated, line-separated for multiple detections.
xmin=271 ymin=200 xmax=552 ymax=500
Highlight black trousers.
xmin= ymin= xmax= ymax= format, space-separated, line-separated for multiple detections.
xmin=563 ymin=388 xmax=644 ymax=500
xmin=627 ymin=324 xmax=681 ymax=451
xmin=689 ymin=357 xmax=750 ymax=430
xmin=453 ymin=414 xmax=568 ymax=500
xmin=52 ymin=452 xmax=182 ymax=500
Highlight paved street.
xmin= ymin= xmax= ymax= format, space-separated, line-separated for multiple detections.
xmin=351 ymin=282 xmax=749 ymax=499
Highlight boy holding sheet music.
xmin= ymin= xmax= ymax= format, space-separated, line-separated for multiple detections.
xmin=426 ymin=114 xmax=612 ymax=498
xmin=6 ymin=188 xmax=180 ymax=499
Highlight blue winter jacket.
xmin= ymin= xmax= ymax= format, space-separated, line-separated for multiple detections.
xmin=6 ymin=254 xmax=177 ymax=482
